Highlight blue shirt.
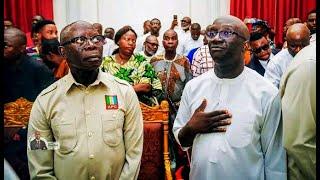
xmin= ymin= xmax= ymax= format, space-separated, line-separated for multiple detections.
xmin=187 ymin=47 xmax=199 ymax=64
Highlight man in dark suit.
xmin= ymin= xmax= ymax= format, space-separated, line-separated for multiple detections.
xmin=246 ymin=32 xmax=280 ymax=76
xmin=30 ymin=131 xmax=47 ymax=150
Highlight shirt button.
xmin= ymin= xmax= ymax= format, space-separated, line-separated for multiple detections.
xmin=90 ymin=176 xmax=95 ymax=180
xmin=88 ymin=132 xmax=93 ymax=137
xmin=112 ymin=114 xmax=116 ymax=118
xmin=89 ymin=154 xmax=94 ymax=159
xmin=86 ymin=111 xmax=90 ymax=115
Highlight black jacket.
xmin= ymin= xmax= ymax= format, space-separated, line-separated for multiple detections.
xmin=246 ymin=48 xmax=280 ymax=76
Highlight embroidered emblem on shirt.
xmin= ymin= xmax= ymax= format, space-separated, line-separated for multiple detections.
xmin=105 ymin=95 xmax=119 ymax=109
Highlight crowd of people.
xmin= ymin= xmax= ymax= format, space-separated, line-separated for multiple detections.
xmin=3 ymin=9 xmax=316 ymax=180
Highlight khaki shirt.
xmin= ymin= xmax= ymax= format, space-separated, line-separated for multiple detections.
xmin=27 ymin=70 xmax=143 ymax=180
xmin=280 ymin=42 xmax=316 ymax=180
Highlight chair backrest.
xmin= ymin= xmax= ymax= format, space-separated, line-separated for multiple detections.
xmin=4 ymin=97 xmax=33 ymax=128
xmin=138 ymin=100 xmax=172 ymax=180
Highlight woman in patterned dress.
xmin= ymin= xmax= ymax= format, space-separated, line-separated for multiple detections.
xmin=101 ymin=26 xmax=164 ymax=106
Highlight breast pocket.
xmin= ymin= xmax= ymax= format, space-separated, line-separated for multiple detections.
xmin=53 ymin=118 xmax=78 ymax=154
xmin=225 ymin=110 xmax=254 ymax=148
xmin=101 ymin=110 xmax=124 ymax=147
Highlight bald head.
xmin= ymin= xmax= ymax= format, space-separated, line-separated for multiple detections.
xmin=5 ymin=27 xmax=27 ymax=45
xmin=163 ymin=29 xmax=178 ymax=40
xmin=286 ymin=23 xmax=310 ymax=40
xmin=60 ymin=21 xmax=94 ymax=44
xmin=286 ymin=23 xmax=310 ymax=57
xmin=146 ymin=34 xmax=158 ymax=42
xmin=213 ymin=15 xmax=250 ymax=41
xmin=4 ymin=27 xmax=27 ymax=60
xmin=163 ymin=29 xmax=178 ymax=51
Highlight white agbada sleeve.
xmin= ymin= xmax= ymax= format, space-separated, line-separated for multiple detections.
xmin=172 ymin=82 xmax=192 ymax=150
xmin=264 ymin=60 xmax=281 ymax=89
xmin=260 ymin=93 xmax=287 ymax=179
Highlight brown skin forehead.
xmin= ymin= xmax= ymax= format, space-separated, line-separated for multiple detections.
xmin=308 ymin=12 xmax=316 ymax=20
xmin=212 ymin=15 xmax=250 ymax=40
xmin=286 ymin=23 xmax=310 ymax=40
xmin=163 ymin=29 xmax=178 ymax=38
xmin=60 ymin=21 xmax=95 ymax=44
xmin=145 ymin=35 xmax=158 ymax=43
xmin=182 ymin=17 xmax=191 ymax=22
xmin=5 ymin=28 xmax=26 ymax=45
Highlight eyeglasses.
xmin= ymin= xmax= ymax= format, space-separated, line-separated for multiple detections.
xmin=146 ymin=41 xmax=159 ymax=47
xmin=61 ymin=35 xmax=105 ymax=47
xmin=251 ymin=44 xmax=270 ymax=54
xmin=206 ymin=30 xmax=246 ymax=41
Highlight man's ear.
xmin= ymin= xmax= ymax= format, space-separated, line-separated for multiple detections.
xmin=20 ymin=44 xmax=27 ymax=54
xmin=243 ymin=41 xmax=249 ymax=52
xmin=58 ymin=46 xmax=66 ymax=57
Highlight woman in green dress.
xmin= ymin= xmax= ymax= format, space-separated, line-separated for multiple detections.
xmin=101 ymin=26 xmax=164 ymax=106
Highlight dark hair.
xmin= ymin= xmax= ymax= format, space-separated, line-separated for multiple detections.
xmin=112 ymin=26 xmax=137 ymax=55
xmin=33 ymin=20 xmax=56 ymax=33
xmin=105 ymin=27 xmax=115 ymax=32
xmin=249 ymin=32 xmax=265 ymax=42
xmin=308 ymin=9 xmax=316 ymax=16
xmin=41 ymin=38 xmax=60 ymax=55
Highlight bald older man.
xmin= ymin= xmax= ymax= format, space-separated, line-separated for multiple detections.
xmin=138 ymin=34 xmax=159 ymax=62
xmin=265 ymin=23 xmax=310 ymax=88
xmin=27 ymin=21 xmax=143 ymax=180
xmin=173 ymin=15 xmax=286 ymax=179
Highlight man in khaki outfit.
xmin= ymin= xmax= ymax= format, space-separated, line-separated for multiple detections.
xmin=27 ymin=21 xmax=143 ymax=180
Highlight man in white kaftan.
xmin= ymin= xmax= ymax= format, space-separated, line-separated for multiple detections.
xmin=173 ymin=15 xmax=286 ymax=180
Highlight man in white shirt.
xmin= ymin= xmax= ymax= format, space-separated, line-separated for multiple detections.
xmin=170 ymin=16 xmax=192 ymax=54
xmin=264 ymin=23 xmax=310 ymax=88
xmin=173 ymin=15 xmax=286 ymax=180
xmin=181 ymin=23 xmax=203 ymax=56
xmin=103 ymin=37 xmax=118 ymax=57
xmin=138 ymin=35 xmax=159 ymax=62
xmin=135 ymin=18 xmax=164 ymax=55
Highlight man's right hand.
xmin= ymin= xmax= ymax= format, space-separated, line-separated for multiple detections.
xmin=170 ymin=19 xmax=178 ymax=30
xmin=178 ymin=99 xmax=232 ymax=147
xmin=133 ymin=83 xmax=152 ymax=93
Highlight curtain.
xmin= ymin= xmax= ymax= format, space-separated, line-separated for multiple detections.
xmin=53 ymin=0 xmax=230 ymax=36
xmin=230 ymin=0 xmax=315 ymax=47
xmin=4 ymin=0 xmax=54 ymax=33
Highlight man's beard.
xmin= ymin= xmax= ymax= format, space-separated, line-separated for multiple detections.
xmin=145 ymin=48 xmax=156 ymax=56
xmin=182 ymin=26 xmax=189 ymax=30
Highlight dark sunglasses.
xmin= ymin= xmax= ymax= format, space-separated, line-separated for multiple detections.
xmin=61 ymin=35 xmax=105 ymax=47
xmin=181 ymin=20 xmax=191 ymax=23
xmin=251 ymin=44 xmax=270 ymax=54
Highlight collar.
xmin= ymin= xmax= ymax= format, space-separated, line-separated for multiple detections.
xmin=258 ymin=53 xmax=274 ymax=63
xmin=63 ymin=69 xmax=109 ymax=94
xmin=210 ymin=67 xmax=246 ymax=84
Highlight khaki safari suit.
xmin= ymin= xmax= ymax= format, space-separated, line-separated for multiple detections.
xmin=27 ymin=70 xmax=143 ymax=180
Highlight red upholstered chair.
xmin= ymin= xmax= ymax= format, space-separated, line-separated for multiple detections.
xmin=138 ymin=100 xmax=172 ymax=180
